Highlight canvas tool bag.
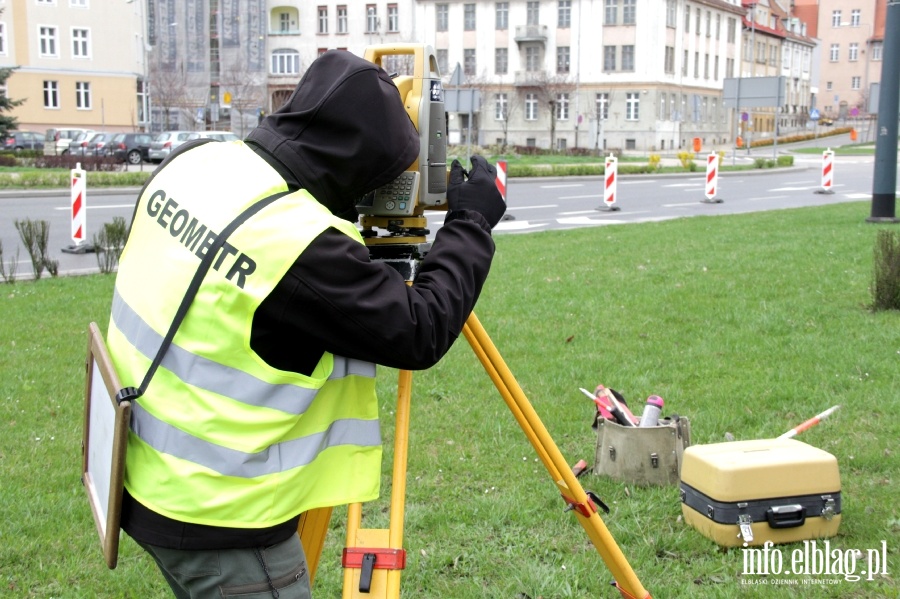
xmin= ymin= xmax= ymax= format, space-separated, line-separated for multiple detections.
xmin=593 ymin=416 xmax=691 ymax=486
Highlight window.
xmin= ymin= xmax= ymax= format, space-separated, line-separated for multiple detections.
xmin=704 ymin=53 xmax=709 ymax=78
xmin=437 ymin=49 xmax=448 ymax=74
xmin=625 ymin=92 xmax=639 ymax=121
xmin=621 ymin=45 xmax=634 ymax=71
xmin=851 ymin=76 xmax=860 ymax=90
xmin=603 ymin=45 xmax=616 ymax=71
xmin=705 ymin=11 xmax=711 ymax=37
xmin=872 ymin=41 xmax=882 ymax=61
xmin=826 ymin=81 xmax=832 ymax=91
xmin=436 ymin=4 xmax=448 ymax=31
xmin=72 ymin=28 xmax=89 ymax=58
xmin=659 ymin=92 xmax=667 ymax=119
xmin=527 ymin=1 xmax=540 ymax=25
xmin=43 ymin=80 xmax=59 ymax=108
xmin=495 ymin=93 xmax=508 ymax=120
xmin=683 ymin=50 xmax=688 ymax=76
xmin=39 ymin=26 xmax=58 ymax=57
xmin=848 ymin=43 xmax=858 ymax=61
xmin=558 ymin=0 xmax=571 ymax=28
xmin=525 ymin=93 xmax=538 ymax=120
xmin=769 ymin=45 xmax=777 ymax=66
xmin=337 ymin=6 xmax=348 ymax=33
xmin=0 ymin=23 xmax=6 ymax=55
xmin=694 ymin=51 xmax=699 ymax=77
xmin=726 ymin=58 xmax=734 ymax=78
xmin=557 ymin=46 xmax=570 ymax=73
xmin=596 ymin=93 xmax=609 ymax=120
xmin=851 ymin=9 xmax=860 ymax=27
xmin=525 ymin=46 xmax=540 ymax=71
xmin=318 ymin=7 xmax=328 ymax=34
xmin=556 ymin=93 xmax=569 ymax=120
xmin=666 ymin=0 xmax=676 ymax=27
xmin=75 ymin=81 xmax=91 ymax=109
xmin=271 ymin=49 xmax=300 ymax=74
xmin=464 ymin=48 xmax=476 ymax=75
xmin=714 ymin=55 xmax=719 ymax=80
xmin=727 ymin=17 xmax=736 ymax=43
xmin=387 ymin=4 xmax=398 ymax=32
xmin=70 ymin=0 xmax=88 ymax=6
xmin=831 ymin=10 xmax=841 ymax=27
xmin=684 ymin=5 xmax=690 ymax=32
xmin=715 ymin=14 xmax=721 ymax=40
xmin=464 ymin=4 xmax=476 ymax=30
xmin=829 ymin=44 xmax=839 ymax=62
xmin=495 ymin=48 xmax=508 ymax=74
xmin=664 ymin=46 xmax=675 ymax=73
xmin=366 ymin=5 xmax=378 ymax=32
xmin=695 ymin=9 xmax=701 ymax=34
xmin=279 ymin=12 xmax=291 ymax=33
xmin=605 ymin=0 xmax=617 ymax=25
xmin=623 ymin=0 xmax=635 ymax=24
xmin=496 ymin=2 xmax=508 ymax=30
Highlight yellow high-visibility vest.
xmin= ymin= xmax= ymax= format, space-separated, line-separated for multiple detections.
xmin=108 ymin=141 xmax=381 ymax=528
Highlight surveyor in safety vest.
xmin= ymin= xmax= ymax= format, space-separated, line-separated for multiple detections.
xmin=107 ymin=49 xmax=505 ymax=598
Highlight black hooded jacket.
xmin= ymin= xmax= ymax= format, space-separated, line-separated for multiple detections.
xmin=122 ymin=50 xmax=496 ymax=549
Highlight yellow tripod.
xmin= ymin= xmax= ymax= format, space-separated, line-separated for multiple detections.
xmin=298 ymin=310 xmax=651 ymax=599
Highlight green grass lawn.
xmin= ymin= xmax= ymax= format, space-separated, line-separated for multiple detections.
xmin=1 ymin=202 xmax=898 ymax=598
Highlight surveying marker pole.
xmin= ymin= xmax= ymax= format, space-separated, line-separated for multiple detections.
xmin=597 ymin=154 xmax=621 ymax=212
xmin=62 ymin=162 xmax=96 ymax=254
xmin=701 ymin=152 xmax=723 ymax=204
xmin=815 ymin=149 xmax=835 ymax=195
xmin=462 ymin=312 xmax=650 ymax=599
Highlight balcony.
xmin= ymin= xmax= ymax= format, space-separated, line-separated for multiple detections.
xmin=514 ymin=70 xmax=548 ymax=87
xmin=514 ymin=24 xmax=547 ymax=45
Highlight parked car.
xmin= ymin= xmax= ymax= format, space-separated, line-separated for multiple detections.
xmin=108 ymin=132 xmax=153 ymax=164
xmin=2 ymin=131 xmax=45 ymax=151
xmin=186 ymin=131 xmax=240 ymax=142
xmin=84 ymin=132 xmax=115 ymax=157
xmin=68 ymin=131 xmax=98 ymax=157
xmin=148 ymin=131 xmax=193 ymax=163
xmin=44 ymin=128 xmax=92 ymax=155
xmin=818 ymin=117 xmax=834 ymax=126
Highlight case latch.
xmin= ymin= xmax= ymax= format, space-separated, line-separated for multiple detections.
xmin=821 ymin=495 xmax=837 ymax=520
xmin=738 ymin=514 xmax=754 ymax=544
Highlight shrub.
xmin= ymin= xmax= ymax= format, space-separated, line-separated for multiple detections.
xmin=676 ymin=151 xmax=695 ymax=170
xmin=777 ymin=155 xmax=794 ymax=167
xmin=648 ymin=154 xmax=661 ymax=170
xmin=871 ymin=230 xmax=900 ymax=311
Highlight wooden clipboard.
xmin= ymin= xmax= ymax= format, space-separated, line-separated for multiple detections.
xmin=82 ymin=322 xmax=133 ymax=569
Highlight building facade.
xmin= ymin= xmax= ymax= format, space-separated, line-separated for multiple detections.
xmin=3 ymin=0 xmax=842 ymax=150
xmin=1 ymin=0 xmax=148 ymax=135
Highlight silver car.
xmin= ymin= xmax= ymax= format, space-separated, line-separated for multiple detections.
xmin=148 ymin=131 xmax=193 ymax=163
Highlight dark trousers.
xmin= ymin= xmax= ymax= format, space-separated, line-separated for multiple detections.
xmin=138 ymin=533 xmax=312 ymax=598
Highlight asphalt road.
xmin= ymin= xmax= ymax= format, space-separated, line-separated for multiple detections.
xmin=0 ymin=153 xmax=891 ymax=280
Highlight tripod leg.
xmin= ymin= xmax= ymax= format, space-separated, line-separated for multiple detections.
xmin=298 ymin=506 xmax=333 ymax=585
xmin=340 ymin=369 xmax=412 ymax=599
xmin=463 ymin=312 xmax=651 ymax=599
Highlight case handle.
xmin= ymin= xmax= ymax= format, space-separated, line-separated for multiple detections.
xmin=766 ymin=504 xmax=806 ymax=529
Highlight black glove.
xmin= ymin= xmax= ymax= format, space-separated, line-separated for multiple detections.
xmin=447 ymin=155 xmax=506 ymax=229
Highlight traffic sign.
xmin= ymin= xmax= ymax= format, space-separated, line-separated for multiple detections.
xmin=809 ymin=108 xmax=820 ymax=121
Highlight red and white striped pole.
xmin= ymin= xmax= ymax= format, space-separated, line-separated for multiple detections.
xmin=599 ymin=154 xmax=620 ymax=211
xmin=816 ymin=148 xmax=835 ymax=195
xmin=62 ymin=162 xmax=94 ymax=253
xmin=495 ymin=159 xmax=507 ymax=202
xmin=702 ymin=152 xmax=722 ymax=203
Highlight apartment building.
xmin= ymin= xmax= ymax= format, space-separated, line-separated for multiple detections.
xmin=1 ymin=0 xmax=148 ymax=134
xmin=794 ymin=0 xmax=886 ymax=118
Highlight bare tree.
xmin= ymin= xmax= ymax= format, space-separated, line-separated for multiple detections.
xmin=468 ymin=77 xmax=523 ymax=153
xmin=148 ymin=62 xmax=193 ymax=131
xmin=219 ymin=58 xmax=267 ymax=137
xmin=517 ymin=72 xmax=576 ymax=150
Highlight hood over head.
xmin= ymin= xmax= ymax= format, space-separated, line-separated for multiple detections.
xmin=247 ymin=50 xmax=419 ymax=219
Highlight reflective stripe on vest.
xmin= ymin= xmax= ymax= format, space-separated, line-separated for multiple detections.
xmin=111 ymin=289 xmax=375 ymax=415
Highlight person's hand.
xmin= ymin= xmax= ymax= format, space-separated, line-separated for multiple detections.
xmin=447 ymin=155 xmax=506 ymax=229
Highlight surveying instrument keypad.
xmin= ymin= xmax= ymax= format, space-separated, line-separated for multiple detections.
xmin=298 ymin=44 xmax=651 ymax=599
